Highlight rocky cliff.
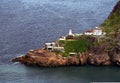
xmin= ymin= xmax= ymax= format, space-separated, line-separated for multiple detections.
xmin=101 ymin=0 xmax=120 ymax=66
xmin=12 ymin=49 xmax=112 ymax=67
xmin=12 ymin=50 xmax=88 ymax=67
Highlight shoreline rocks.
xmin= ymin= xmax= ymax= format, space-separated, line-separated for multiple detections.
xmin=12 ymin=49 xmax=119 ymax=67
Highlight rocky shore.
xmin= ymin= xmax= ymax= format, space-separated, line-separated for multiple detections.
xmin=12 ymin=49 xmax=87 ymax=67
xmin=12 ymin=42 xmax=120 ymax=67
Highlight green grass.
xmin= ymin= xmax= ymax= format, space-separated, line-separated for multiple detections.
xmin=64 ymin=40 xmax=88 ymax=55
xmin=58 ymin=39 xmax=88 ymax=57
xmin=59 ymin=40 xmax=66 ymax=45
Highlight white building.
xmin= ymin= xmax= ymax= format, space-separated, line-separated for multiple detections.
xmin=45 ymin=42 xmax=56 ymax=50
xmin=59 ymin=36 xmax=66 ymax=40
xmin=93 ymin=27 xmax=102 ymax=36
xmin=84 ymin=27 xmax=103 ymax=36
xmin=45 ymin=42 xmax=56 ymax=46
xmin=45 ymin=42 xmax=64 ymax=52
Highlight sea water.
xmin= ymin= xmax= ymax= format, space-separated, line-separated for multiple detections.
xmin=0 ymin=0 xmax=119 ymax=83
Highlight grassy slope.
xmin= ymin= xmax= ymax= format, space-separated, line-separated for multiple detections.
xmin=64 ymin=40 xmax=87 ymax=53
xmin=58 ymin=35 xmax=97 ymax=56
xmin=101 ymin=13 xmax=120 ymax=35
xmin=59 ymin=39 xmax=88 ymax=56
xmin=101 ymin=1 xmax=120 ymax=37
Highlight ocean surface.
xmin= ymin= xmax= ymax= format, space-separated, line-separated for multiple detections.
xmin=0 ymin=0 xmax=119 ymax=83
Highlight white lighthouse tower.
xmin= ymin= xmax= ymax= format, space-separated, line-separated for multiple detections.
xmin=68 ymin=29 xmax=73 ymax=35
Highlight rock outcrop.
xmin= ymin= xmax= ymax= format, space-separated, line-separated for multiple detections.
xmin=12 ymin=50 xmax=89 ymax=67
xmin=108 ymin=43 xmax=120 ymax=66
xmin=12 ymin=49 xmax=117 ymax=67
xmin=88 ymin=53 xmax=111 ymax=66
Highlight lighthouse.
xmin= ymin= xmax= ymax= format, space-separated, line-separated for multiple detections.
xmin=67 ymin=29 xmax=74 ymax=39
xmin=68 ymin=29 xmax=73 ymax=35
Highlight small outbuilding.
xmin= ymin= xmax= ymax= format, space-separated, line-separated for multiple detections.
xmin=45 ymin=42 xmax=56 ymax=50
xmin=69 ymin=52 xmax=77 ymax=56
xmin=59 ymin=36 xmax=66 ymax=40
xmin=53 ymin=47 xmax=64 ymax=52
xmin=45 ymin=42 xmax=64 ymax=52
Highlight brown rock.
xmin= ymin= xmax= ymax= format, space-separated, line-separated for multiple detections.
xmin=88 ymin=53 xmax=111 ymax=66
xmin=108 ymin=43 xmax=120 ymax=66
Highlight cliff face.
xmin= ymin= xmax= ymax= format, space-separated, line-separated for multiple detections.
xmin=12 ymin=50 xmax=89 ymax=67
xmin=103 ymin=1 xmax=120 ymax=65
xmin=12 ymin=49 xmax=112 ymax=67
xmin=108 ymin=1 xmax=120 ymax=19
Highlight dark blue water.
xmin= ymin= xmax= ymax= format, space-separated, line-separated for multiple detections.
xmin=0 ymin=0 xmax=119 ymax=83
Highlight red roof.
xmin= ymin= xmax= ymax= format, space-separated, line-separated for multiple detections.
xmin=85 ymin=29 xmax=93 ymax=33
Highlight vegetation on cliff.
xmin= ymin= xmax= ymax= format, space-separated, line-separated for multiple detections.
xmin=100 ymin=0 xmax=120 ymax=65
xmin=101 ymin=1 xmax=120 ymax=38
xmin=101 ymin=12 xmax=120 ymax=37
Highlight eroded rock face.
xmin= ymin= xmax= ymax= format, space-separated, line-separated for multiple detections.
xmin=12 ymin=48 xmax=91 ymax=67
xmin=88 ymin=53 xmax=111 ymax=66
xmin=109 ymin=43 xmax=120 ymax=66
xmin=12 ymin=49 xmax=118 ymax=67
xmin=78 ymin=53 xmax=88 ymax=65
xmin=12 ymin=49 xmax=87 ymax=67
